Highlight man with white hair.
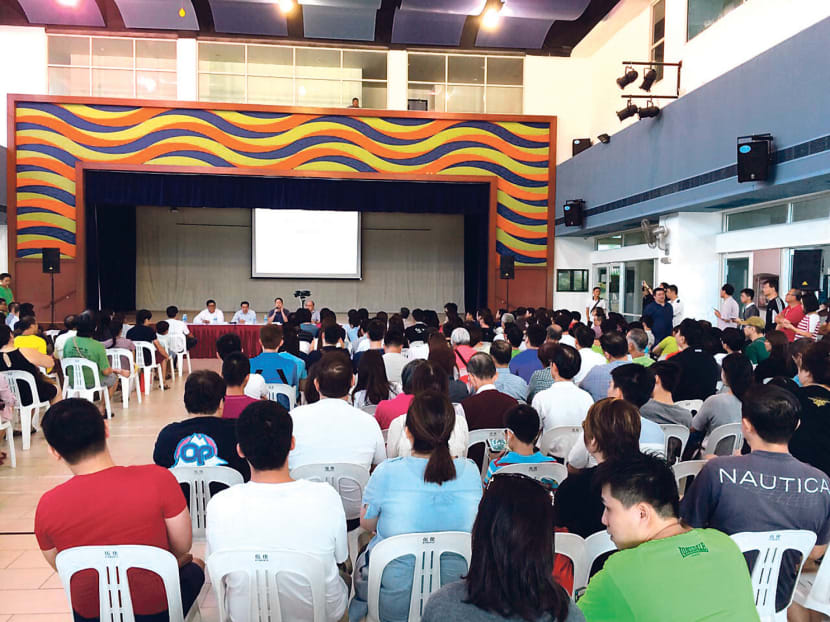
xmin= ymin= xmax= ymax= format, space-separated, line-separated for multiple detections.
xmin=450 ymin=327 xmax=476 ymax=383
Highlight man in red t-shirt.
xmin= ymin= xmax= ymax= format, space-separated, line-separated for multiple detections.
xmin=35 ymin=399 xmax=204 ymax=621
xmin=777 ymin=288 xmax=806 ymax=342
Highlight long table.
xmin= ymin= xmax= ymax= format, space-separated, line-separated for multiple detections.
xmin=187 ymin=324 xmax=262 ymax=359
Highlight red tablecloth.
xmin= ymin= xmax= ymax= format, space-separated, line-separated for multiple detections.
xmin=187 ymin=324 xmax=262 ymax=359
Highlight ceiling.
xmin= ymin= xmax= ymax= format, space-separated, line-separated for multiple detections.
xmin=0 ymin=0 xmax=621 ymax=55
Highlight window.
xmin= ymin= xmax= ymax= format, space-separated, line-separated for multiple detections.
xmin=48 ymin=35 xmax=177 ymax=99
xmin=198 ymin=42 xmax=387 ymax=107
xmin=407 ymin=53 xmax=523 ymax=113
xmin=594 ymin=229 xmax=648 ymax=250
xmin=650 ymin=1 xmax=665 ymax=81
xmin=792 ymin=195 xmax=830 ymax=223
xmin=688 ymin=0 xmax=747 ymax=40
xmin=557 ymin=270 xmax=589 ymax=292
xmin=725 ymin=204 xmax=788 ymax=232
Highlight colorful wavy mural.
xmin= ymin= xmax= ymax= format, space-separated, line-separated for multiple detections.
xmin=13 ymin=101 xmax=552 ymax=265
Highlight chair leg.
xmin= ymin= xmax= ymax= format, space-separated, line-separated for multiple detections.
xmin=186 ymin=352 xmax=192 ymax=375
xmin=121 ymin=377 xmax=129 ymax=409
xmin=102 ymin=387 xmax=112 ymax=419
xmin=134 ymin=374 xmax=142 ymax=404
xmin=144 ymin=368 xmax=151 ymax=396
xmin=20 ymin=408 xmax=32 ymax=451
xmin=157 ymin=366 xmax=165 ymax=392
xmin=4 ymin=427 xmax=15 ymax=468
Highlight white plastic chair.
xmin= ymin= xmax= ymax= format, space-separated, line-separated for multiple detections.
xmin=106 ymin=348 xmax=142 ymax=409
xmin=672 ymin=460 xmax=707 ymax=497
xmin=361 ymin=404 xmax=378 ymax=415
xmin=367 ymin=531 xmax=472 ymax=622
xmin=731 ymin=530 xmax=817 ymax=622
xmin=659 ymin=424 xmax=690 ymax=464
xmin=707 ymin=422 xmax=744 ymax=456
xmin=166 ymin=333 xmax=192 ymax=378
xmin=45 ymin=329 xmax=61 ymax=341
xmin=555 ymin=532 xmax=587 ymax=600
xmin=299 ymin=341 xmax=311 ymax=354
xmin=793 ymin=550 xmax=830 ymax=618
xmin=290 ymin=463 xmax=370 ymax=522
xmin=61 ymin=357 xmax=112 ymax=419
xmin=538 ymin=425 xmax=584 ymax=460
xmin=0 ymin=412 xmax=15 ymax=467
xmin=265 ymin=383 xmax=297 ymax=410
xmin=584 ymin=530 xmax=617 ymax=578
xmin=493 ymin=461 xmax=568 ymax=487
xmin=207 ymin=549 xmax=327 ymax=622
xmin=467 ymin=428 xmax=508 ymax=479
xmin=170 ymin=466 xmax=244 ymax=539
xmin=675 ymin=399 xmax=704 ymax=415
xmin=134 ymin=341 xmax=164 ymax=395
xmin=1 ymin=369 xmax=49 ymax=450
xmin=55 ymin=545 xmax=201 ymax=622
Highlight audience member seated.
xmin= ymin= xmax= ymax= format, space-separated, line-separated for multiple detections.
xmin=36 ymin=399 xmax=205 ymax=621
xmin=681 ymin=384 xmax=830 ymax=612
xmin=374 ymin=360 xmax=421 ymax=429
xmin=790 ymin=340 xmax=830 ymax=476
xmin=626 ymin=328 xmax=653 ymax=367
xmin=127 ymin=309 xmax=170 ymax=385
xmin=206 ymin=401 xmax=349 ymax=622
xmin=194 ymin=299 xmax=224 ymax=325
xmin=0 ymin=374 xmax=14 ymax=466
xmin=349 ymin=391 xmax=483 ymax=622
xmin=353 ymin=349 xmax=397 ymax=410
xmin=490 ymin=339 xmax=528 ymax=402
xmin=742 ymin=316 xmax=769 ymax=365
xmin=353 ymin=319 xmax=385 ymax=371
xmin=526 ymin=340 xmax=556 ymax=404
xmin=164 ymin=305 xmax=192 ymax=344
xmin=754 ymin=329 xmax=797 ymax=383
xmin=555 ymin=398 xmax=641 ymax=538
xmin=307 ymin=323 xmax=346 ymax=370
xmin=53 ymin=314 xmax=78 ymax=361
xmin=386 ymin=361 xmax=470 ymax=459
xmin=216 ymin=333 xmax=268 ymax=400
xmin=14 ymin=317 xmax=47 ymax=355
xmin=91 ymin=311 xmax=114 ymax=348
xmin=428 ymin=335 xmax=469 ymax=403
xmin=577 ymin=453 xmax=758 ymax=621
xmin=249 ymin=324 xmax=302 ymax=390
xmin=153 ymin=370 xmax=250 ymax=480
xmin=670 ymin=319 xmax=719 ymax=402
xmin=405 ymin=308 xmax=429 ymax=344
xmin=108 ymin=317 xmax=135 ymax=353
xmin=639 ymin=361 xmax=692 ymax=426
xmin=422 ymin=473 xmax=583 ymax=622
xmin=686 ymin=353 xmax=753 ymax=458
xmin=484 ymin=404 xmax=557 ymax=482
xmin=450 ymin=327 xmax=477 ymax=382
xmin=579 ymin=331 xmax=631 ymax=402
xmin=381 ymin=329 xmax=407 ymax=384
xmin=61 ymin=315 xmax=126 ymax=405
xmin=220 ymin=352 xmax=260 ymax=419
xmin=779 ymin=292 xmax=822 ymax=341
xmin=719 ymin=327 xmax=746 ymax=364
xmin=5 ymin=302 xmax=19 ymax=330
xmin=652 ymin=323 xmax=679 ymax=360
xmin=477 ymin=308 xmax=496 ymax=343
xmin=504 ymin=323 xmax=523 ymax=359
xmin=508 ymin=323 xmax=546 ymax=383
xmin=572 ymin=324 xmax=605 ymax=384
xmin=531 ymin=343 xmax=593 ymax=459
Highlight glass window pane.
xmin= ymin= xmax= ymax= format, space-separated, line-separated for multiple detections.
xmin=557 ymin=271 xmax=572 ymax=291
xmin=486 ymin=57 xmax=522 ymax=85
xmin=199 ymin=73 xmax=245 ymax=102
xmin=136 ymin=39 xmax=176 ymax=71
xmin=343 ymin=51 xmax=386 ymax=80
xmin=248 ymin=77 xmax=294 ymax=105
xmin=92 ymin=37 xmax=132 ymax=68
xmin=652 ymin=0 xmax=665 ymax=43
xmin=296 ymin=78 xmax=341 ymax=107
xmin=247 ymin=45 xmax=292 ymax=77
xmin=408 ymin=54 xmax=445 ymax=83
xmin=92 ymin=68 xmax=133 ymax=97
xmin=48 ymin=66 xmax=90 ymax=95
xmin=295 ymin=48 xmax=340 ymax=79
xmin=596 ymin=235 xmax=622 ymax=251
xmin=446 ymin=85 xmax=484 ymax=113
xmin=343 ymin=81 xmax=386 ymax=109
xmin=623 ymin=230 xmax=647 ymax=246
xmin=485 ymin=86 xmax=522 ymax=113
xmin=792 ymin=195 xmax=830 ymax=223
xmin=199 ymin=43 xmax=244 ymax=74
xmin=651 ymin=42 xmax=665 ymax=80
xmin=725 ymin=204 xmax=788 ymax=231
xmin=48 ymin=35 xmax=89 ymax=66
xmin=448 ymin=55 xmax=484 ymax=84
xmin=688 ymin=0 xmax=745 ymax=40
xmin=574 ymin=270 xmax=587 ymax=292
xmin=407 ymin=83 xmax=445 ymax=112
xmin=136 ymin=70 xmax=177 ymax=99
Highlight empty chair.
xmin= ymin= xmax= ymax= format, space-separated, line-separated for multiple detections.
xmin=555 ymin=531 xmax=587 ymax=600
xmin=61 ymin=358 xmax=112 ymax=419
xmin=289 ymin=463 xmax=369 ymax=523
xmin=660 ymin=424 xmax=690 ymax=464
xmin=134 ymin=341 xmax=164 ymax=395
xmin=672 ymin=460 xmax=707 ymax=497
xmin=493 ymin=461 xmax=568 ymax=488
xmin=730 ymin=529 xmax=817 ymax=622
xmin=170 ymin=466 xmax=244 ymax=539
xmin=706 ymin=422 xmax=744 ymax=456
xmin=466 ymin=428 xmax=508 ymax=479
xmin=106 ymin=348 xmax=141 ymax=409
xmin=166 ymin=333 xmax=192 ymax=378
xmin=1 ymin=369 xmax=49 ymax=450
xmin=207 ymin=549 xmax=327 ymax=622
xmin=793 ymin=550 xmax=830 ymax=618
xmin=265 ymin=383 xmax=296 ymax=410
xmin=538 ymin=425 xmax=584 ymax=460
xmin=367 ymin=531 xmax=472 ymax=622
xmin=56 ymin=545 xmax=201 ymax=622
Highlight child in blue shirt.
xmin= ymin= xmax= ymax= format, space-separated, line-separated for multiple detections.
xmin=485 ymin=404 xmax=557 ymax=482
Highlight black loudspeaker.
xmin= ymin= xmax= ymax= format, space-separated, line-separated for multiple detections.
xmin=499 ymin=254 xmax=515 ymax=280
xmin=563 ymin=200 xmax=585 ymax=227
xmin=572 ymin=138 xmax=592 ymax=156
xmin=792 ymin=249 xmax=822 ymax=290
xmin=737 ymin=134 xmax=773 ymax=182
xmin=42 ymin=248 xmax=60 ymax=274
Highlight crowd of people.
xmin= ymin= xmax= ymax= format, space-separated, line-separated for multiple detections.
xmin=10 ymin=273 xmax=830 ymax=622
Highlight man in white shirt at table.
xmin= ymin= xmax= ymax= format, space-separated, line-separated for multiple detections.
xmin=231 ymin=301 xmax=257 ymax=325
xmin=194 ymin=299 xmax=225 ymax=325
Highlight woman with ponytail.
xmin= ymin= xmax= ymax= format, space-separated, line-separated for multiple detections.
xmin=349 ymin=391 xmax=482 ymax=622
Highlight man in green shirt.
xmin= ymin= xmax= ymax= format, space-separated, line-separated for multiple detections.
xmin=626 ymin=327 xmax=654 ymax=367
xmin=62 ymin=314 xmax=128 ymax=407
xmin=742 ymin=316 xmax=770 ymax=365
xmin=578 ymin=453 xmax=759 ymax=622
xmin=0 ymin=272 xmax=13 ymax=307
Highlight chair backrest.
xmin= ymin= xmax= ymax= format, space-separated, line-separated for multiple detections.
xmin=1 ymin=369 xmax=42 ymax=407
xmin=584 ymin=530 xmax=617 ymax=578
xmin=106 ymin=347 xmax=136 ymax=373
xmin=289 ymin=463 xmax=370 ymax=522
xmin=672 ymin=460 xmax=707 ymax=497
xmin=133 ymin=341 xmax=157 ymax=367
xmin=361 ymin=404 xmax=378 ymax=415
xmin=367 ymin=531 xmax=472 ymax=622
xmin=298 ymin=341 xmax=311 ymax=354
xmin=659 ymin=424 xmax=690 ymax=464
xmin=794 ymin=546 xmax=830 ymax=616
xmin=166 ymin=333 xmax=186 ymax=354
xmin=207 ymin=549 xmax=327 ymax=622
xmin=675 ymin=399 xmax=704 ymax=415
xmin=730 ymin=529 xmax=817 ymax=621
xmin=538 ymin=425 xmax=584 ymax=459
xmin=555 ymin=532 xmax=587 ymax=599
xmin=493 ymin=461 xmax=568 ymax=488
xmin=56 ymin=545 xmax=187 ymax=622
xmin=170 ymin=466 xmax=244 ymax=537
xmin=45 ymin=329 xmax=61 ymax=340
xmin=265 ymin=383 xmax=297 ymax=410
xmin=61 ymin=357 xmax=102 ymax=390
xmin=466 ymin=428 xmax=508 ymax=478
xmin=707 ymin=422 xmax=744 ymax=456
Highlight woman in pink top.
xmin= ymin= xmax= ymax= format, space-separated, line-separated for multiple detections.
xmin=220 ymin=352 xmax=261 ymax=419
xmin=450 ymin=327 xmax=476 ymax=383
xmin=374 ymin=360 xmax=421 ymax=429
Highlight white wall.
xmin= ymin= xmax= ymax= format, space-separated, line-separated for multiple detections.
xmin=387 ymin=50 xmax=407 ymax=110
xmin=0 ymin=26 xmax=47 ymax=147
xmin=552 ymin=236 xmax=593 ymax=311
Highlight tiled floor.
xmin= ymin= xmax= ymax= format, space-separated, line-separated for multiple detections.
xmin=0 ymin=361 xmax=221 ymax=621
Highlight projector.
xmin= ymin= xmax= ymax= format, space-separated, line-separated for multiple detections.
xmin=294 ymin=290 xmax=311 ymax=298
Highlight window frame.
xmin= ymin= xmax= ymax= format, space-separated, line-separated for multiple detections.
xmin=557 ymin=269 xmax=590 ymax=293
xmin=650 ymin=0 xmax=666 ymax=82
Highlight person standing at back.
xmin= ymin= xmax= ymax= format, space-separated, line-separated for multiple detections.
xmin=776 ymin=288 xmax=805 ymax=341
xmin=585 ymin=286 xmax=606 ymax=322
xmin=715 ymin=284 xmax=740 ymax=330
xmin=666 ymin=284 xmax=684 ymax=327
xmin=0 ymin=273 xmax=13 ymax=310
xmin=762 ymin=278 xmax=785 ymax=334
xmin=642 ymin=287 xmax=674 ymax=344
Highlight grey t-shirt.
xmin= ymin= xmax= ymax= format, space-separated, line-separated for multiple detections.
xmin=691 ymin=392 xmax=742 ymax=435
xmin=640 ymin=399 xmax=693 ymax=427
xmin=422 ymin=581 xmax=585 ymax=622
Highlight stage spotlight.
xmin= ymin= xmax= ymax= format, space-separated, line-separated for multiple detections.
xmin=616 ymin=100 xmax=637 ymax=121
xmin=638 ymin=100 xmax=660 ymax=119
xmin=597 ymin=133 xmax=610 ymax=144
xmin=616 ymin=67 xmax=638 ymax=89
xmin=640 ymin=67 xmax=657 ymax=92
xmin=481 ymin=6 xmax=502 ymax=30
xmin=278 ymin=0 xmax=294 ymax=14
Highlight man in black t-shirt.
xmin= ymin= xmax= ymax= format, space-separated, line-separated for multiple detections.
xmin=126 ymin=308 xmax=170 ymax=381
xmin=671 ymin=319 xmax=719 ymax=402
xmin=761 ymin=277 xmax=785 ymax=333
xmin=405 ymin=308 xmax=429 ymax=344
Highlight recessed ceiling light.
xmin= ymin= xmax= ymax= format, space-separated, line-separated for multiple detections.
xmin=56 ymin=0 xmax=79 ymax=7
xmin=278 ymin=0 xmax=294 ymax=14
xmin=481 ymin=7 xmax=501 ymax=30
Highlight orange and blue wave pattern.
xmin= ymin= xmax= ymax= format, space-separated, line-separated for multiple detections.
xmin=14 ymin=102 xmax=552 ymax=264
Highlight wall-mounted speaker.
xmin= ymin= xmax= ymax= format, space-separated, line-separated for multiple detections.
xmin=499 ymin=254 xmax=515 ymax=280
xmin=563 ymin=200 xmax=585 ymax=227
xmin=737 ymin=134 xmax=773 ymax=182
xmin=572 ymin=138 xmax=592 ymax=156
xmin=792 ymin=249 xmax=822 ymax=291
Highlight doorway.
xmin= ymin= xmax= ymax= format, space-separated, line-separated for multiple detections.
xmin=593 ymin=260 xmax=655 ymax=319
